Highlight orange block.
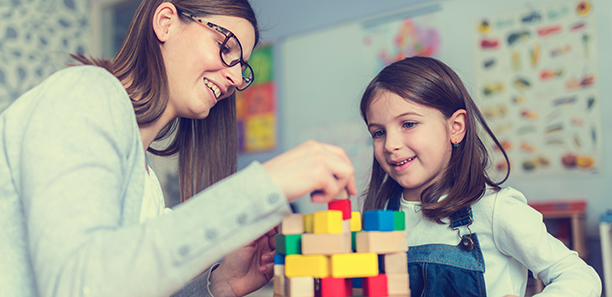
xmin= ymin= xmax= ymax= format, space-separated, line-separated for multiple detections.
xmin=281 ymin=213 xmax=304 ymax=235
xmin=287 ymin=276 xmax=314 ymax=297
xmin=302 ymin=233 xmax=351 ymax=255
xmin=387 ymin=272 xmax=410 ymax=295
xmin=356 ymin=231 xmax=407 ymax=254
xmin=381 ymin=252 xmax=407 ymax=273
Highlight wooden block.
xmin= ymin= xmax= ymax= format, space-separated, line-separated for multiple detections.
xmin=287 ymin=276 xmax=315 ymax=297
xmin=320 ymin=277 xmax=345 ymax=297
xmin=282 ymin=213 xmax=305 ymax=235
xmin=274 ymin=275 xmax=287 ymax=296
xmin=344 ymin=231 xmax=352 ymax=253
xmin=393 ymin=211 xmax=405 ymax=231
xmin=275 ymin=264 xmax=285 ymax=277
xmin=277 ymin=234 xmax=302 ymax=255
xmin=363 ymin=274 xmax=388 ymax=297
xmin=351 ymin=288 xmax=362 ymax=296
xmin=302 ymin=233 xmax=351 ymax=255
xmin=285 ymin=254 xmax=330 ymax=278
xmin=344 ymin=278 xmax=353 ymax=296
xmin=275 ymin=254 xmax=285 ymax=265
xmin=342 ymin=220 xmax=351 ymax=234
xmin=356 ymin=231 xmax=407 ymax=254
xmin=381 ymin=252 xmax=407 ymax=274
xmin=304 ymin=214 xmax=314 ymax=233
xmin=364 ymin=210 xmax=395 ymax=231
xmin=350 ymin=212 xmax=362 ymax=232
xmin=329 ymin=199 xmax=352 ymax=220
xmin=330 ymin=253 xmax=378 ymax=278
xmin=333 ymin=189 xmax=349 ymax=200
xmin=314 ymin=210 xmax=343 ymax=234
xmin=386 ymin=272 xmax=410 ymax=295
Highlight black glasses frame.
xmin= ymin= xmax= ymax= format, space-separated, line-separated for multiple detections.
xmin=180 ymin=11 xmax=254 ymax=91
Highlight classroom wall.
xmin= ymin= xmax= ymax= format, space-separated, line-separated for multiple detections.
xmin=242 ymin=0 xmax=612 ymax=239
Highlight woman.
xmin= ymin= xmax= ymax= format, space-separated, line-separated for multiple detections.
xmin=0 ymin=0 xmax=356 ymax=296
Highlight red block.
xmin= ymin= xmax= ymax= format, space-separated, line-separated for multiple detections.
xmin=321 ymin=277 xmax=346 ymax=297
xmin=328 ymin=200 xmax=352 ymax=220
xmin=363 ymin=274 xmax=388 ymax=297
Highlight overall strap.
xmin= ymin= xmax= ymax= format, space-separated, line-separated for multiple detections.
xmin=450 ymin=207 xmax=473 ymax=228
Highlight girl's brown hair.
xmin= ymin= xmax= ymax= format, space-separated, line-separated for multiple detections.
xmin=72 ymin=0 xmax=260 ymax=201
xmin=359 ymin=56 xmax=510 ymax=223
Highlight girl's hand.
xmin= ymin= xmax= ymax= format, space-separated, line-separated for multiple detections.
xmin=263 ymin=140 xmax=357 ymax=203
xmin=208 ymin=227 xmax=278 ymax=297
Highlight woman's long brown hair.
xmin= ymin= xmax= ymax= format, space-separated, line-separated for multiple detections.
xmin=72 ymin=0 xmax=260 ymax=201
xmin=359 ymin=56 xmax=510 ymax=223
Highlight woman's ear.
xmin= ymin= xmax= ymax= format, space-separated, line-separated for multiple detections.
xmin=152 ymin=3 xmax=178 ymax=42
xmin=449 ymin=109 xmax=467 ymax=145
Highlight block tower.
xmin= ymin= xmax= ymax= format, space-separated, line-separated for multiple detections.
xmin=273 ymin=191 xmax=410 ymax=297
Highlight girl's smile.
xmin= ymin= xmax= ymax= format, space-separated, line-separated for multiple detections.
xmin=366 ymin=91 xmax=455 ymax=201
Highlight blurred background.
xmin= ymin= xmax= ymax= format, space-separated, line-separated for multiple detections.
xmin=1 ymin=0 xmax=610 ymax=295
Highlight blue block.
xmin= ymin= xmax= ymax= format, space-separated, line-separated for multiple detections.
xmin=363 ymin=210 xmax=395 ymax=231
xmin=352 ymin=277 xmax=362 ymax=288
xmin=378 ymin=254 xmax=385 ymax=273
xmin=274 ymin=253 xmax=285 ymax=265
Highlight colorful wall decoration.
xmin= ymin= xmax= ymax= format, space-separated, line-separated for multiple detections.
xmin=474 ymin=0 xmax=602 ymax=177
xmin=236 ymin=44 xmax=277 ymax=153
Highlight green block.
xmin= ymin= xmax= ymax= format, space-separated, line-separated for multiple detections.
xmin=394 ymin=211 xmax=405 ymax=231
xmin=276 ymin=234 xmax=302 ymax=255
xmin=351 ymin=231 xmax=359 ymax=252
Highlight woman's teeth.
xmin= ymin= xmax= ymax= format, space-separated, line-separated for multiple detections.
xmin=204 ymin=78 xmax=221 ymax=99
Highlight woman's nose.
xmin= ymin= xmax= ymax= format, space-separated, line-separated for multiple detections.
xmin=224 ymin=63 xmax=243 ymax=88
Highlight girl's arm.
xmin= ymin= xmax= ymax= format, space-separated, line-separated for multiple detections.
xmin=492 ymin=188 xmax=601 ymax=297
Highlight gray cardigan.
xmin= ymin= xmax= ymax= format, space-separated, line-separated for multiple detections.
xmin=0 ymin=66 xmax=291 ymax=297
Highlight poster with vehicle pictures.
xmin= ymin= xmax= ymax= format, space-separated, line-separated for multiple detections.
xmin=473 ymin=0 xmax=602 ymax=177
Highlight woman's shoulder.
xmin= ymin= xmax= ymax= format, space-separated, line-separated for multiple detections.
xmin=38 ymin=66 xmax=132 ymax=117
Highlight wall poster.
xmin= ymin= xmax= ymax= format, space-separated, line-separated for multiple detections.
xmin=236 ymin=44 xmax=277 ymax=153
xmin=474 ymin=0 xmax=602 ymax=177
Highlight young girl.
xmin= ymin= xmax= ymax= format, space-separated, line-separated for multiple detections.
xmin=0 ymin=1 xmax=356 ymax=297
xmin=359 ymin=56 xmax=601 ymax=296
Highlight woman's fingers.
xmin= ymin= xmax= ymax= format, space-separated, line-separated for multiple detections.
xmin=263 ymin=141 xmax=356 ymax=202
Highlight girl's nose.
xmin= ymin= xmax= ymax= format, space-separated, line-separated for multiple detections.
xmin=384 ymin=131 xmax=402 ymax=152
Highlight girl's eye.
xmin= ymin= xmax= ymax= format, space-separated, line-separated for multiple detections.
xmin=372 ymin=130 xmax=385 ymax=138
xmin=403 ymin=122 xmax=416 ymax=129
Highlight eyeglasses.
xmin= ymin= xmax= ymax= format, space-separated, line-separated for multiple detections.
xmin=180 ymin=11 xmax=254 ymax=91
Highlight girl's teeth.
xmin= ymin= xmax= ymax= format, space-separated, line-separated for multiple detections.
xmin=203 ymin=78 xmax=221 ymax=99
xmin=395 ymin=157 xmax=415 ymax=166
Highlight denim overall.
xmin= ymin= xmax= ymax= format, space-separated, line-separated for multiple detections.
xmin=386 ymin=194 xmax=487 ymax=297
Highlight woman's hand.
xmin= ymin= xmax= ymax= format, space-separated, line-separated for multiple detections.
xmin=208 ymin=227 xmax=278 ymax=297
xmin=263 ymin=140 xmax=357 ymax=203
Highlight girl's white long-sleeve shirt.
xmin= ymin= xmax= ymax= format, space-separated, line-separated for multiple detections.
xmin=400 ymin=187 xmax=601 ymax=297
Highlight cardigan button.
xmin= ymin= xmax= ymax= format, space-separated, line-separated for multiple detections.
xmin=268 ymin=193 xmax=280 ymax=204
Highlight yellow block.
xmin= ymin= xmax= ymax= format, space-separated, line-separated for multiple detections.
xmin=314 ymin=210 xmax=343 ymax=234
xmin=285 ymin=254 xmax=330 ymax=278
xmin=330 ymin=253 xmax=378 ymax=278
xmin=350 ymin=212 xmax=362 ymax=231
xmin=303 ymin=214 xmax=314 ymax=233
